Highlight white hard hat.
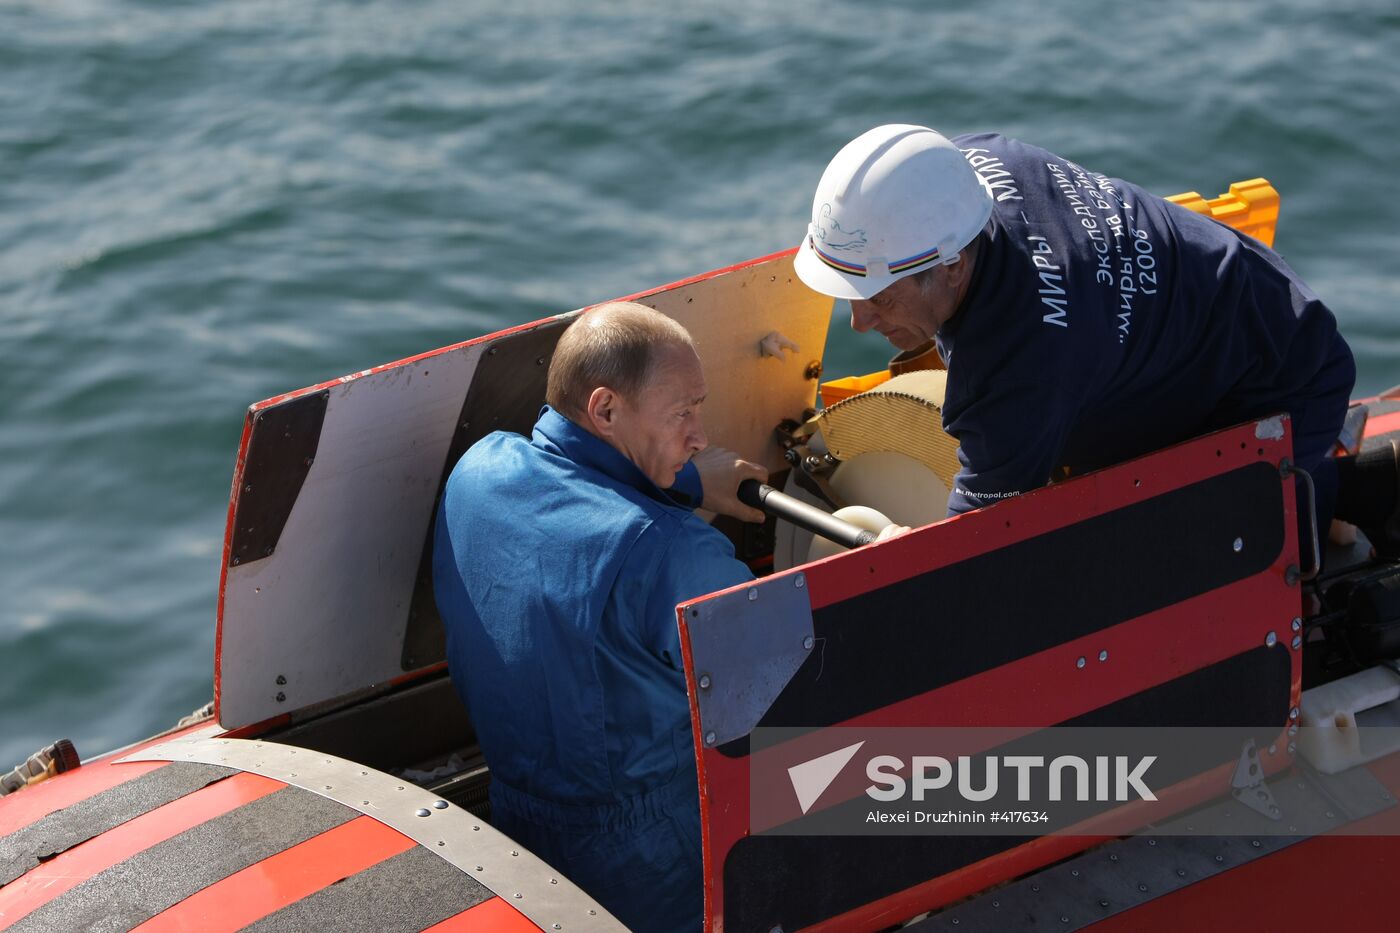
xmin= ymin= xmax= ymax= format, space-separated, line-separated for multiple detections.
xmin=794 ymin=124 xmax=994 ymax=300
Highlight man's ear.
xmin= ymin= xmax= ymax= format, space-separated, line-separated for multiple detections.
xmin=584 ymin=386 xmax=620 ymax=438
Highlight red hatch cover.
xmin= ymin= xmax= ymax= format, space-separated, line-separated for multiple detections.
xmin=679 ymin=418 xmax=1304 ymax=932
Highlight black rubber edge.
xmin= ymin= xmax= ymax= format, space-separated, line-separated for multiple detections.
xmin=242 ymin=846 xmax=493 ymax=933
xmin=0 ymin=762 xmax=232 ymax=887
xmin=229 ymin=391 xmax=329 ymax=568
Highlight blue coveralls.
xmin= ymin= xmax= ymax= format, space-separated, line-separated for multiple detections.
xmin=432 ymin=406 xmax=752 ymax=932
xmin=939 ymin=134 xmax=1355 ymax=549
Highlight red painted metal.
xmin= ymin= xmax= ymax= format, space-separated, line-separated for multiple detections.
xmin=130 ymin=815 xmax=416 ymax=933
xmin=1363 ymin=410 xmax=1400 ymax=440
xmin=0 ymin=772 xmax=282 ymax=929
xmin=0 ymin=762 xmax=167 ymax=840
xmin=1086 ymin=812 xmax=1400 ymax=930
xmin=0 ymin=723 xmax=218 ymax=838
xmin=419 ymin=896 xmax=545 ymax=932
xmin=678 ymin=419 xmax=1302 ymax=931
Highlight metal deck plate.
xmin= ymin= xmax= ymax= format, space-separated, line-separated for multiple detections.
xmin=119 ymin=736 xmax=624 ymax=933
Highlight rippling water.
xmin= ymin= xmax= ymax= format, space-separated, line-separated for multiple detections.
xmin=3 ymin=0 xmax=1399 ymax=765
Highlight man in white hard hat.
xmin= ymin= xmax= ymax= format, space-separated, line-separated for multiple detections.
xmin=794 ymin=125 xmax=1398 ymax=559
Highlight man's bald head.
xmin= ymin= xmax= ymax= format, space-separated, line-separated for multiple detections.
xmin=546 ymin=302 xmax=696 ymax=420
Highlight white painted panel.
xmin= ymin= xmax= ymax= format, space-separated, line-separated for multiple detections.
xmin=219 ymin=342 xmax=484 ymax=729
xmin=216 ymin=255 xmax=832 ymax=730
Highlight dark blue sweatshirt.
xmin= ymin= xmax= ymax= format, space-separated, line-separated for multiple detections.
xmin=937 ymin=133 xmax=1354 ymax=515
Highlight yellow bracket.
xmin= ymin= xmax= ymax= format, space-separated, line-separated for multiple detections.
xmin=1166 ymin=177 xmax=1280 ymax=247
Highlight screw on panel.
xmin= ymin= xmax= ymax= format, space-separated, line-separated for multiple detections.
xmin=1292 ymin=617 xmax=1302 ymax=631
xmin=1099 ymin=898 xmax=1111 ymax=907
xmin=1076 ymin=657 xmax=1086 ymax=669
xmin=1098 ymin=650 xmax=1108 ymax=662
xmin=1137 ymin=884 xmax=1148 ymax=893
xmin=1233 ymin=537 xmax=1244 ymax=552
xmin=415 ymin=808 xmax=431 ymax=817
xmin=748 ymin=588 xmax=758 ymax=601
xmin=1251 ymin=840 xmax=1261 ymax=848
xmin=1266 ymin=631 xmax=1278 ymax=647
xmin=1292 ymin=635 xmax=1302 ymax=649
xmin=795 ymin=574 xmax=805 ymax=589
xmin=803 ymin=635 xmax=815 ymax=650
xmin=1215 ymin=855 xmax=1224 ymax=863
xmin=1290 ymin=707 xmax=1299 ymax=720
xmin=1268 ymin=744 xmax=1277 ymax=755
xmin=698 ymin=674 xmax=712 ymax=690
xmin=1175 ymin=869 xmax=1186 ymax=877
xmin=705 ymin=731 xmax=717 ymax=746
xmin=275 ymin=692 xmax=286 ymax=702
xmin=433 ymin=800 xmax=448 ymax=809
xmin=1289 ymin=723 xmax=1298 ymax=736
xmin=275 ymin=675 xmax=286 ymax=685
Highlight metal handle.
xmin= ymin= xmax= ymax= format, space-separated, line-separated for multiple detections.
xmin=1280 ymin=459 xmax=1320 ymax=583
xmin=738 ymin=479 xmax=878 ymax=549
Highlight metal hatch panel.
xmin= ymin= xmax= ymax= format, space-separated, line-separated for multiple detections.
xmin=216 ymin=249 xmax=832 ymax=731
xmin=678 ymin=418 xmax=1304 ymax=933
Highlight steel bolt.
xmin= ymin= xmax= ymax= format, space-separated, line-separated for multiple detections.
xmin=275 ymin=692 xmax=286 ymax=703
xmin=802 ymin=635 xmax=815 ymax=650
xmin=1251 ymin=840 xmax=1261 ymax=848
xmin=1138 ymin=884 xmax=1148 ymax=893
xmin=795 ymin=575 xmax=805 ymax=589
xmin=433 ymin=800 xmax=448 ymax=809
xmin=1292 ymin=617 xmax=1302 ymax=632
xmin=275 ymin=674 xmax=287 ymax=685
xmin=415 ymin=808 xmax=431 ymax=817
xmin=1098 ymin=649 xmax=1108 ymax=662
xmin=748 ymin=588 xmax=758 ymax=602
xmin=1076 ymin=656 xmax=1086 ymax=669
xmin=1215 ymin=855 xmax=1224 ymax=863
xmin=698 ymin=674 xmax=712 ymax=689
xmin=1266 ymin=631 xmax=1277 ymax=647
xmin=1233 ymin=537 xmax=1244 ymax=552
xmin=1292 ymin=635 xmax=1302 ymax=650
xmin=1290 ymin=707 xmax=1299 ymax=720
xmin=705 ymin=731 xmax=717 ymax=746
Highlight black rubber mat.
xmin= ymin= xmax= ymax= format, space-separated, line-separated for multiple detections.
xmin=8 ymin=786 xmax=354 ymax=933
xmin=242 ymin=846 xmax=492 ymax=933
xmin=0 ymin=762 xmax=232 ymax=887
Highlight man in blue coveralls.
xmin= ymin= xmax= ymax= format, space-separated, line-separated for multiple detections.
xmin=432 ymin=302 xmax=766 ymax=932
xmin=793 ymin=125 xmax=1398 ymax=554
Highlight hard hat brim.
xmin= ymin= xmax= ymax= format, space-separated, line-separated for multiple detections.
xmin=793 ymin=238 xmax=897 ymax=302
